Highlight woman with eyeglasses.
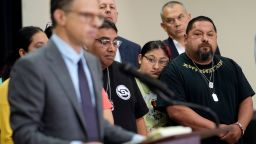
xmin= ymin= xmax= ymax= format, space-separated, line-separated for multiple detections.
xmin=136 ymin=40 xmax=171 ymax=132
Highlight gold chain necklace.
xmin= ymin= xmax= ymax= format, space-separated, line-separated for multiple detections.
xmin=192 ymin=60 xmax=219 ymax=102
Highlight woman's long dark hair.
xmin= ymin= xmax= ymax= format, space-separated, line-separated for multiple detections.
xmin=141 ymin=40 xmax=171 ymax=58
xmin=1 ymin=26 xmax=43 ymax=81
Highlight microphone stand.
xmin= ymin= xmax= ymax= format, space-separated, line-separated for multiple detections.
xmin=154 ymin=88 xmax=220 ymax=128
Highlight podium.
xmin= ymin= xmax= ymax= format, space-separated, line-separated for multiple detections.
xmin=142 ymin=133 xmax=200 ymax=144
xmin=141 ymin=127 xmax=230 ymax=144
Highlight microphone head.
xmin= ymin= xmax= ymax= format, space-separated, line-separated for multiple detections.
xmin=119 ymin=63 xmax=133 ymax=72
xmin=119 ymin=63 xmax=175 ymax=97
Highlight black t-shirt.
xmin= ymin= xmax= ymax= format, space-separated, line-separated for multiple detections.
xmin=103 ymin=61 xmax=148 ymax=133
xmin=158 ymin=53 xmax=255 ymax=144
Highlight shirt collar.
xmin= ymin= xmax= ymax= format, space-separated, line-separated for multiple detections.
xmin=51 ymin=33 xmax=84 ymax=64
xmin=173 ymin=39 xmax=180 ymax=47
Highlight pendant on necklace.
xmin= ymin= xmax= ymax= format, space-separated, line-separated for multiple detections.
xmin=209 ymin=82 xmax=214 ymax=89
xmin=212 ymin=93 xmax=218 ymax=102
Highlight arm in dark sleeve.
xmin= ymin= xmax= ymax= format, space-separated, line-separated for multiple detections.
xmin=158 ymin=62 xmax=216 ymax=130
xmin=103 ymin=119 xmax=134 ymax=144
xmin=157 ymin=62 xmax=187 ymax=108
xmin=8 ymin=58 xmax=70 ymax=144
xmin=231 ymin=59 xmax=255 ymax=101
xmin=232 ymin=59 xmax=255 ymax=134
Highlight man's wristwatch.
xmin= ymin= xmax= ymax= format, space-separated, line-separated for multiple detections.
xmin=234 ymin=122 xmax=245 ymax=136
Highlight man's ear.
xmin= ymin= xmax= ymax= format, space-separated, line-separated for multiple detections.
xmin=138 ymin=54 xmax=142 ymax=65
xmin=53 ymin=9 xmax=67 ymax=26
xmin=187 ymin=13 xmax=192 ymax=20
xmin=19 ymin=48 xmax=27 ymax=57
xmin=184 ymin=34 xmax=188 ymax=39
xmin=160 ymin=22 xmax=167 ymax=32
xmin=184 ymin=34 xmax=189 ymax=44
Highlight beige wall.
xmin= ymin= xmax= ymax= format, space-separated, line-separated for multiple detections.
xmin=22 ymin=0 xmax=256 ymax=108
xmin=22 ymin=0 xmax=50 ymax=29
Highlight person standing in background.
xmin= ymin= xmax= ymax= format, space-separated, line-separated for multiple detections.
xmin=1 ymin=26 xmax=48 ymax=82
xmin=158 ymin=16 xmax=254 ymax=144
xmin=98 ymin=0 xmax=141 ymax=68
xmin=136 ymin=40 xmax=170 ymax=132
xmin=0 ymin=26 xmax=48 ymax=144
xmin=88 ymin=19 xmax=148 ymax=136
xmin=160 ymin=1 xmax=220 ymax=60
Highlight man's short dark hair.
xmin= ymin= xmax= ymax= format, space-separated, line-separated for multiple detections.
xmin=160 ymin=1 xmax=187 ymax=21
xmin=99 ymin=19 xmax=118 ymax=33
xmin=186 ymin=16 xmax=217 ymax=34
xmin=50 ymin=0 xmax=74 ymax=27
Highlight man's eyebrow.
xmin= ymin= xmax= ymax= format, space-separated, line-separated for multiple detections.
xmin=98 ymin=36 xmax=110 ymax=40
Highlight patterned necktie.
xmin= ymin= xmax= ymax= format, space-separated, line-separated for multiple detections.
xmin=77 ymin=60 xmax=99 ymax=141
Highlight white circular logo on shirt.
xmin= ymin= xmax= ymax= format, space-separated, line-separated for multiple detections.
xmin=116 ymin=85 xmax=131 ymax=100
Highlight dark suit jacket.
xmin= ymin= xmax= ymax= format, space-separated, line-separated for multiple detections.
xmin=163 ymin=37 xmax=221 ymax=60
xmin=8 ymin=40 xmax=133 ymax=144
xmin=118 ymin=36 xmax=141 ymax=68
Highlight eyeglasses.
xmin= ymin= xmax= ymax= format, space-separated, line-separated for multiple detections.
xmin=95 ymin=38 xmax=122 ymax=48
xmin=68 ymin=11 xmax=104 ymax=26
xmin=143 ymin=55 xmax=169 ymax=66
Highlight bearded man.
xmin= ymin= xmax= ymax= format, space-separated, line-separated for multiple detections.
xmin=158 ymin=16 xmax=254 ymax=144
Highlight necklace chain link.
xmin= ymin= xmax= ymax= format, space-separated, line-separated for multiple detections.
xmin=192 ymin=60 xmax=214 ymax=88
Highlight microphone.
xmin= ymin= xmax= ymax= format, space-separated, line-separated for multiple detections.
xmin=119 ymin=63 xmax=220 ymax=127
xmin=120 ymin=63 xmax=176 ymax=103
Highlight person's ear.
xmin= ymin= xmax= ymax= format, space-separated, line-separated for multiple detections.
xmin=187 ymin=13 xmax=192 ymax=20
xmin=138 ymin=54 xmax=142 ymax=65
xmin=160 ymin=22 xmax=167 ymax=32
xmin=53 ymin=9 xmax=67 ymax=26
xmin=19 ymin=48 xmax=27 ymax=57
xmin=184 ymin=33 xmax=188 ymax=39
xmin=184 ymin=34 xmax=189 ymax=44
